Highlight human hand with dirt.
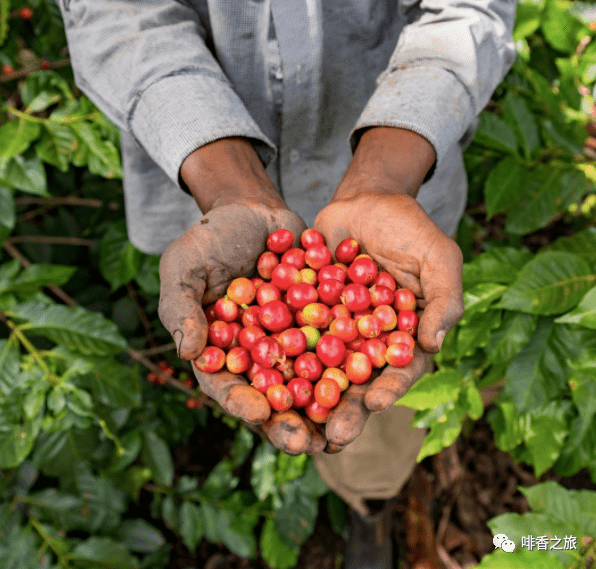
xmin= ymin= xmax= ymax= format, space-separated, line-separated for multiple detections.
xmin=314 ymin=127 xmax=465 ymax=449
xmin=158 ymin=138 xmax=327 ymax=455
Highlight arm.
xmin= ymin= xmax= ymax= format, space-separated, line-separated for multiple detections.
xmin=56 ymin=0 xmax=275 ymax=188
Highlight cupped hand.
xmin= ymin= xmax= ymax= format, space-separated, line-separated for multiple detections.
xmin=158 ymin=202 xmax=328 ymax=455
xmin=314 ymin=191 xmax=464 ymax=447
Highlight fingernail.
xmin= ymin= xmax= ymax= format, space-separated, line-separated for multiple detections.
xmin=173 ymin=329 xmax=184 ymax=358
xmin=436 ymin=330 xmax=446 ymax=351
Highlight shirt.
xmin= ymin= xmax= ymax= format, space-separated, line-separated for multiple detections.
xmin=56 ymin=0 xmax=517 ymax=255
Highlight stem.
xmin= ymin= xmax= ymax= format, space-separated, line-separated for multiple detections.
xmin=5 ymin=320 xmax=61 ymax=386
xmin=4 ymin=105 xmax=100 ymax=125
xmin=28 ymin=514 xmax=74 ymax=569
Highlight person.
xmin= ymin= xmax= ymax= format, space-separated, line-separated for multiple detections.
xmin=56 ymin=1 xmax=517 ymax=567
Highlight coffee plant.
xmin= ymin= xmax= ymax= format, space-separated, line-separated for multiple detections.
xmin=0 ymin=0 xmax=594 ymax=567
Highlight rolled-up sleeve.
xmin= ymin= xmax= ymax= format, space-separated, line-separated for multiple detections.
xmin=56 ymin=0 xmax=276 ymax=186
xmin=351 ymin=0 xmax=517 ymax=172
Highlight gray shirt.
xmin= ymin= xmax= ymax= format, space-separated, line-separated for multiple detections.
xmin=57 ymin=0 xmax=517 ymax=255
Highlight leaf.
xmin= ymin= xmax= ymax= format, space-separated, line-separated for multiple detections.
xmin=21 ymin=71 xmax=74 ymax=106
xmin=484 ymin=157 xmax=528 ymax=218
xmin=179 ymin=502 xmax=204 ymax=551
xmin=499 ymin=252 xmax=595 ymax=315
xmin=218 ymin=493 xmax=259 ymax=558
xmin=107 ymin=429 xmax=143 ymax=473
xmin=79 ymin=357 xmax=141 ymax=408
xmin=73 ymin=537 xmax=139 ymax=569
xmin=455 ymin=309 xmax=502 ymax=359
xmin=541 ymin=0 xmax=587 ymax=53
xmin=0 ymin=121 xmax=41 ymax=162
xmin=35 ymin=122 xmax=78 ymax=172
xmin=0 ymin=186 xmax=15 ymax=245
xmin=251 ymin=441 xmax=278 ymax=501
xmin=502 ymin=92 xmax=540 ymax=158
xmin=275 ymin=480 xmax=319 ymax=548
xmin=100 ymin=220 xmax=143 ymax=291
xmin=229 ymin=425 xmax=254 ymax=468
xmin=71 ymin=122 xmax=123 ymax=179
xmin=503 ymin=318 xmax=563 ymax=412
xmin=473 ymin=112 xmax=518 ymax=154
xmin=506 ymin=165 xmax=593 ymax=235
xmin=416 ymin=398 xmax=467 ymax=461
xmin=326 ymin=492 xmax=349 ymax=536
xmin=513 ymin=0 xmax=544 ymax=40
xmin=394 ymin=369 xmax=463 ymax=410
xmin=486 ymin=400 xmax=530 ymax=451
xmin=142 ymin=430 xmax=174 ymax=486
xmin=0 ymin=415 xmax=41 ymax=468
xmin=488 ymin=312 xmax=538 ymax=364
xmin=460 ymin=282 xmax=508 ymax=324
xmin=32 ymin=429 xmax=97 ymax=477
xmin=568 ymin=353 xmax=596 ymax=424
xmin=549 ymin=226 xmax=596 ymax=267
xmin=200 ymin=460 xmax=238 ymax=501
xmin=462 ymin=247 xmax=533 ymax=288
xmin=260 ymin=518 xmax=300 ymax=569
xmin=464 ymin=383 xmax=484 ymax=420
xmin=7 ymin=301 xmax=128 ymax=356
xmin=0 ymin=155 xmax=49 ymax=196
xmin=476 ymin=549 xmax=564 ymax=569
xmin=555 ymin=286 xmax=596 ymax=328
xmin=0 ymin=264 xmax=77 ymax=295
xmin=119 ymin=519 xmax=165 ymax=553
xmin=0 ymin=338 xmax=23 ymax=395
xmin=26 ymin=91 xmax=62 ymax=113
xmin=524 ymin=402 xmax=569 ymax=477
xmin=554 ymin=415 xmax=596 ymax=477
xmin=275 ymin=452 xmax=308 ymax=484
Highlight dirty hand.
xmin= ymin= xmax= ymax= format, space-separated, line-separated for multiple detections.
xmin=158 ymin=138 xmax=328 ymax=455
xmin=312 ymin=127 xmax=465 ymax=450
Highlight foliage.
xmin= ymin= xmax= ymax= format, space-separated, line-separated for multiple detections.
xmin=0 ymin=0 xmax=594 ymax=567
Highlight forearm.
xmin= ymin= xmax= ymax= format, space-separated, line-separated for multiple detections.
xmin=333 ymin=127 xmax=436 ymax=201
xmin=180 ymin=137 xmax=289 ymax=214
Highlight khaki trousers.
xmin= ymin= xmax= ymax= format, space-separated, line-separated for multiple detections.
xmin=314 ymin=404 xmax=426 ymax=517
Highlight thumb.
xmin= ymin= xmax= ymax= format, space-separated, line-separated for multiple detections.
xmin=158 ymin=243 xmax=209 ymax=360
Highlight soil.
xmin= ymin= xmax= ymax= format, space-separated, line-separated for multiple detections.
xmin=162 ymin=411 xmax=595 ymax=569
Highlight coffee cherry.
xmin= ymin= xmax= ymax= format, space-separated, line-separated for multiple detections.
xmin=372 ymin=305 xmax=398 ymax=331
xmin=267 ymin=229 xmax=294 ymax=254
xmin=287 ymin=377 xmax=313 ymax=408
xmin=267 ymin=383 xmax=293 ymax=412
xmin=271 ymin=263 xmax=302 ymax=291
xmin=2 ymin=64 xmax=15 ymax=76
xmin=397 ymin=310 xmax=419 ymax=336
xmin=335 ymin=238 xmax=360 ymax=265
xmin=304 ymin=400 xmax=331 ymax=423
xmin=208 ymin=320 xmax=233 ymax=349
xmin=315 ymin=334 xmax=346 ymax=368
xmin=251 ymin=337 xmax=286 ymax=368
xmin=277 ymin=328 xmax=308 ymax=357
xmin=314 ymin=377 xmax=340 ymax=409
xmin=386 ymin=330 xmax=415 ymax=349
xmin=213 ymin=296 xmax=239 ymax=322
xmin=344 ymin=352 xmax=372 ymax=384
xmin=294 ymin=352 xmax=324 ymax=381
xmin=226 ymin=347 xmax=252 ymax=374
xmin=252 ymin=368 xmax=284 ymax=394
xmin=357 ymin=314 xmax=381 ymax=339
xmin=301 ymin=228 xmax=325 ymax=248
xmin=258 ymin=300 xmax=294 ymax=332
xmin=321 ymin=367 xmax=349 ymax=391
xmin=227 ymin=277 xmax=256 ymax=305
xmin=360 ymin=339 xmax=387 ymax=368
xmin=194 ymin=346 xmax=226 ymax=373
xmin=257 ymin=251 xmax=279 ymax=279
xmin=305 ymin=244 xmax=332 ymax=270
xmin=386 ymin=343 xmax=413 ymax=367
xmin=341 ymin=283 xmax=371 ymax=311
xmin=394 ymin=288 xmax=417 ymax=311
xmin=19 ymin=7 xmax=33 ymax=20
xmin=281 ymin=247 xmax=307 ymax=270
xmin=348 ymin=257 xmax=379 ymax=286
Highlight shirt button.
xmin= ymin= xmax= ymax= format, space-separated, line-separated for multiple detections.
xmin=289 ymin=149 xmax=300 ymax=163
xmin=274 ymin=67 xmax=283 ymax=80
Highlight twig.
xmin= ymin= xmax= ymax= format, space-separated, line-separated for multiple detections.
xmin=14 ymin=196 xmax=120 ymax=209
xmin=0 ymin=58 xmax=72 ymax=84
xmin=5 ymin=235 xmax=93 ymax=246
xmin=126 ymin=282 xmax=157 ymax=350
xmin=136 ymin=343 xmax=177 ymax=356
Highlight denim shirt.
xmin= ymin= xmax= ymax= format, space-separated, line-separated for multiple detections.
xmin=56 ymin=0 xmax=516 ymax=254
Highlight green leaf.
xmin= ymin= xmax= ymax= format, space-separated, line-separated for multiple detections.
xmin=484 ymin=157 xmax=528 ymax=218
xmin=326 ymin=492 xmax=349 ymax=536
xmin=35 ymin=122 xmax=77 ymax=172
xmin=505 ymin=165 xmax=593 ymax=235
xmin=72 ymin=537 xmax=139 ymax=569
xmin=455 ymin=309 xmax=501 ymax=359
xmin=395 ymin=369 xmax=463 ymax=410
xmin=464 ymin=383 xmax=484 ymax=420
xmin=477 ymin=549 xmax=564 ymax=569
xmin=229 ymin=425 xmax=254 ymax=468
xmin=524 ymin=402 xmax=569 ymax=477
xmin=71 ymin=122 xmax=122 ymax=179
xmin=119 ymin=519 xmax=166 ymax=553
xmin=554 ymin=415 xmax=596 ymax=477
xmin=26 ymin=91 xmax=62 ymax=113
xmin=555 ymin=286 xmax=596 ymax=328
xmin=487 ymin=400 xmax=529 ymax=451
xmin=200 ymin=460 xmax=238 ymax=501
xmin=502 ymin=92 xmax=539 ymax=159
xmin=275 ymin=480 xmax=319 ymax=548
xmin=513 ymin=0 xmax=544 ymax=40
xmin=0 ymin=121 xmax=41 ymax=162
xmin=541 ymin=0 xmax=587 ymax=53
xmin=135 ymin=254 xmax=161 ymax=295
xmin=108 ymin=429 xmax=143 ymax=473
xmin=179 ymin=502 xmax=204 ymax=551
xmin=0 ymin=264 xmax=77 ymax=295
xmin=0 ymin=338 xmax=23 ymax=395
xmin=461 ymin=282 xmax=508 ymax=324
xmin=21 ymin=71 xmax=74 ymax=106
xmin=80 ymin=357 xmax=141 ymax=408
xmin=260 ymin=518 xmax=300 ymax=569
xmin=218 ymin=493 xmax=259 ymax=558
xmin=0 ymin=155 xmax=48 ymax=196
xmin=275 ymin=452 xmax=308 ymax=484
xmin=7 ymin=301 xmax=128 ymax=356
xmin=499 ymin=252 xmax=595 ymax=315
xmin=32 ymin=429 xmax=97 ymax=477
xmin=416 ymin=398 xmax=466 ymax=461
xmin=473 ymin=112 xmax=518 ymax=154
xmin=142 ymin=431 xmax=174 ymax=486
xmin=503 ymin=318 xmax=563 ymax=412
xmin=251 ymin=441 xmax=278 ymax=501
xmin=462 ymin=247 xmax=533 ymax=288
xmin=0 ymin=186 xmax=15 ymax=245
xmin=549 ymin=226 xmax=596 ymax=267
xmin=488 ymin=312 xmax=538 ymax=364
xmin=568 ymin=353 xmax=596 ymax=424
xmin=0 ymin=415 xmax=41 ymax=468
xmin=100 ymin=220 xmax=143 ymax=291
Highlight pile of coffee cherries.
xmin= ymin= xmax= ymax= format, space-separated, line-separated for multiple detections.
xmin=194 ymin=229 xmax=418 ymax=423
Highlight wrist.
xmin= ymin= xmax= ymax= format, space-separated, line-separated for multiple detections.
xmin=180 ymin=137 xmax=288 ymax=214
xmin=333 ymin=127 xmax=436 ymax=201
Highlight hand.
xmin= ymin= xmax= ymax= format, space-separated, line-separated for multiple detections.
xmin=312 ymin=128 xmax=464 ymax=449
xmin=159 ymin=202 xmax=331 ymax=454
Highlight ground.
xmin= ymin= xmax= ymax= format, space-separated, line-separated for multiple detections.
xmin=158 ymin=409 xmax=595 ymax=569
